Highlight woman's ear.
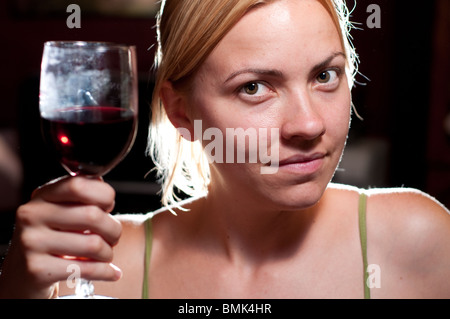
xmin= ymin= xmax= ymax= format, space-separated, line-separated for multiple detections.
xmin=160 ymin=81 xmax=195 ymax=141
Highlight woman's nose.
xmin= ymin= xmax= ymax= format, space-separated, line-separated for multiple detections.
xmin=280 ymin=90 xmax=326 ymax=141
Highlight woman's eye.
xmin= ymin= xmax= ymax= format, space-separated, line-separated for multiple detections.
xmin=237 ymin=81 xmax=275 ymax=103
xmin=316 ymin=69 xmax=339 ymax=84
xmin=238 ymin=81 xmax=273 ymax=99
xmin=243 ymin=82 xmax=262 ymax=95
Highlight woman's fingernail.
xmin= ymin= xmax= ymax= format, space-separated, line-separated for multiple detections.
xmin=111 ymin=264 xmax=123 ymax=280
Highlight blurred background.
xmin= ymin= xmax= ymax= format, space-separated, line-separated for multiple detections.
xmin=0 ymin=0 xmax=449 ymax=255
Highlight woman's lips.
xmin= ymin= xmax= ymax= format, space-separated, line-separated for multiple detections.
xmin=277 ymin=153 xmax=326 ymax=174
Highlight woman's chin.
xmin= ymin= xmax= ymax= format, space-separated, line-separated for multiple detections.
xmin=259 ymin=181 xmax=328 ymax=212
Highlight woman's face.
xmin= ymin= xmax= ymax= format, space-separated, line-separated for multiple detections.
xmin=188 ymin=0 xmax=351 ymax=210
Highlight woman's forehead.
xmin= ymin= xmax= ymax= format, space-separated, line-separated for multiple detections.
xmin=199 ymin=0 xmax=343 ymax=81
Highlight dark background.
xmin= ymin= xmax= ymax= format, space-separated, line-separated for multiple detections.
xmin=0 ymin=0 xmax=449 ymax=246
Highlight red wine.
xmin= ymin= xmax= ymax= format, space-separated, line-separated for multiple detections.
xmin=41 ymin=106 xmax=137 ymax=176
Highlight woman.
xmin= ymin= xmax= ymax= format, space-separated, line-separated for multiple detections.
xmin=1 ymin=0 xmax=449 ymax=299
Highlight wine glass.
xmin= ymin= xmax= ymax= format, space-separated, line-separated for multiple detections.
xmin=39 ymin=41 xmax=138 ymax=298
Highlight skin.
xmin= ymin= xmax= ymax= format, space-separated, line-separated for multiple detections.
xmin=0 ymin=0 xmax=449 ymax=299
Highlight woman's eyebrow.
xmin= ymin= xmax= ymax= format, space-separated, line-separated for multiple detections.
xmin=223 ymin=68 xmax=284 ymax=84
xmin=310 ymin=51 xmax=346 ymax=75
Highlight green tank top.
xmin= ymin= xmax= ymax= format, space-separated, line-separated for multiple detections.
xmin=141 ymin=192 xmax=371 ymax=299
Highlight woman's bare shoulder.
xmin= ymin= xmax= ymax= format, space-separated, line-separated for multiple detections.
xmin=365 ymin=187 xmax=449 ymax=223
xmin=355 ymin=186 xmax=450 ymax=247
xmin=329 ymin=184 xmax=450 ymax=258
xmin=328 ymin=183 xmax=449 ymax=219
xmin=365 ymin=187 xmax=450 ymax=297
xmin=330 ymin=184 xmax=450 ymax=297
xmin=366 ymin=187 xmax=449 ymax=245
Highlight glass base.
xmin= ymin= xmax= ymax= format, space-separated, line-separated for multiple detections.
xmin=58 ymin=294 xmax=115 ymax=299
xmin=57 ymin=278 xmax=115 ymax=299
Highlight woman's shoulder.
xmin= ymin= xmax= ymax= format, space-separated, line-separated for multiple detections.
xmin=331 ymin=183 xmax=450 ymax=297
xmin=329 ymin=182 xmax=449 ymax=219
xmin=357 ymin=186 xmax=450 ymax=297
xmin=327 ymin=183 xmax=449 ymax=230
xmin=363 ymin=187 xmax=450 ymax=235
xmin=329 ymin=183 xmax=450 ymax=261
xmin=363 ymin=187 xmax=449 ymax=245
xmin=330 ymin=184 xmax=450 ymax=240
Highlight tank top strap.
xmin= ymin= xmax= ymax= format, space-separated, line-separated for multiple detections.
xmin=142 ymin=215 xmax=153 ymax=299
xmin=358 ymin=191 xmax=371 ymax=299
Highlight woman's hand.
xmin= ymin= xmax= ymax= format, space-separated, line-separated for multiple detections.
xmin=0 ymin=176 xmax=122 ymax=299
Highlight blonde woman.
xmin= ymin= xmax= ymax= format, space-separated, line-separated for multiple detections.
xmin=1 ymin=0 xmax=449 ymax=299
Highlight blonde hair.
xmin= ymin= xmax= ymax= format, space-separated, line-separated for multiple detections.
xmin=148 ymin=0 xmax=358 ymax=209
